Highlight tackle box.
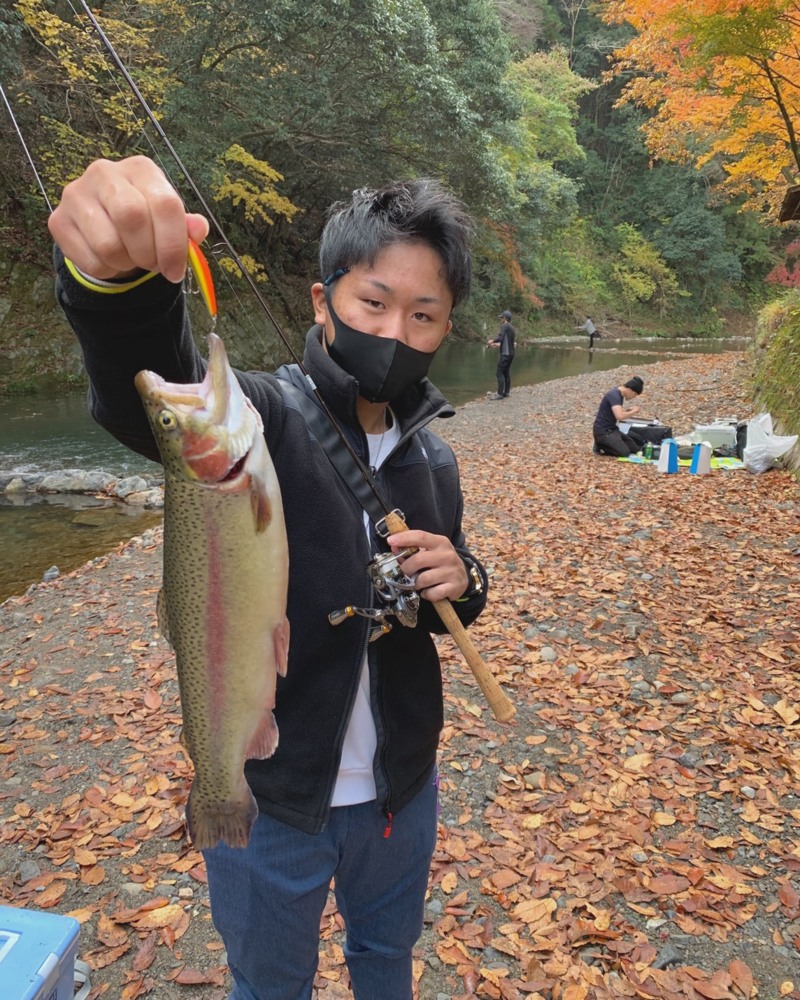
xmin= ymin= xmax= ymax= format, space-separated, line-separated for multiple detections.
xmin=0 ymin=905 xmax=88 ymax=1000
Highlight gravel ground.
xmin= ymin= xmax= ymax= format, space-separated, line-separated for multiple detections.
xmin=1 ymin=351 xmax=799 ymax=1000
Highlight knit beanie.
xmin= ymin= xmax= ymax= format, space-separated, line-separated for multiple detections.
xmin=624 ymin=376 xmax=644 ymax=394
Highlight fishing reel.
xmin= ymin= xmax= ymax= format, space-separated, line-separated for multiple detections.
xmin=329 ymin=549 xmax=420 ymax=641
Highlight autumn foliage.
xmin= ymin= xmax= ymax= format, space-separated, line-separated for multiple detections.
xmin=604 ymin=0 xmax=800 ymax=217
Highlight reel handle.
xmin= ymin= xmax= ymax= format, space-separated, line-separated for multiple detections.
xmin=383 ymin=511 xmax=515 ymax=723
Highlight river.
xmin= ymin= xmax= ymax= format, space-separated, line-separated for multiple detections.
xmin=0 ymin=335 xmax=748 ymax=602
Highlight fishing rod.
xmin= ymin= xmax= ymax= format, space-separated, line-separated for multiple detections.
xmin=17 ymin=4 xmax=516 ymax=722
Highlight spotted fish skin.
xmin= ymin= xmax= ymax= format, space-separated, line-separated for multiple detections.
xmin=135 ymin=333 xmax=289 ymax=850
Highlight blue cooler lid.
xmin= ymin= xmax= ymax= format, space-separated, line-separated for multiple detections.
xmin=0 ymin=905 xmax=80 ymax=1000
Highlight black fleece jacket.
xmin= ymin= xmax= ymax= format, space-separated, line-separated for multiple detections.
xmin=54 ymin=249 xmax=489 ymax=834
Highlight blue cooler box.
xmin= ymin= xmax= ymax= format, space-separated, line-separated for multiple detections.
xmin=0 ymin=906 xmax=81 ymax=1000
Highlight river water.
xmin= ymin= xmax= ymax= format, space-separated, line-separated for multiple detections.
xmin=0 ymin=336 xmax=747 ymax=602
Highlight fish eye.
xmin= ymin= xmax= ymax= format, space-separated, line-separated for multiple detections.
xmin=158 ymin=410 xmax=177 ymax=429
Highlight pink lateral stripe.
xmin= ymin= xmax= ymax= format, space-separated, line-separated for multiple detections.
xmin=204 ymin=518 xmax=228 ymax=724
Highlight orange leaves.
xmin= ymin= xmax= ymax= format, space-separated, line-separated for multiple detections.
xmin=603 ymin=0 xmax=800 ymax=214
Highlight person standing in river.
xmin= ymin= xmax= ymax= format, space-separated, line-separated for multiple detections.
xmin=48 ymin=154 xmax=489 ymax=1000
xmin=576 ymin=315 xmax=601 ymax=350
xmin=487 ymin=309 xmax=515 ymax=399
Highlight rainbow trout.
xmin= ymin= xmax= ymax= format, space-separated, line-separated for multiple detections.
xmin=135 ymin=333 xmax=289 ymax=850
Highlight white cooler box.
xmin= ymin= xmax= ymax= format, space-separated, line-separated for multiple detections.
xmin=691 ymin=422 xmax=737 ymax=449
xmin=0 ymin=906 xmax=88 ymax=1000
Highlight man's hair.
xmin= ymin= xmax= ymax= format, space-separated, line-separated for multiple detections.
xmin=319 ymin=179 xmax=472 ymax=308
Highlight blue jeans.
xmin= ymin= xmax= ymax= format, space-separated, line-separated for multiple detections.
xmin=203 ymin=776 xmax=438 ymax=1000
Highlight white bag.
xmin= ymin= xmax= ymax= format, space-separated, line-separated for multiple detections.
xmin=743 ymin=413 xmax=798 ymax=474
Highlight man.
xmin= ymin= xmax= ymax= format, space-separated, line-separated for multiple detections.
xmin=487 ymin=308 xmax=515 ymax=398
xmin=592 ymin=375 xmax=645 ymax=457
xmin=48 ymin=155 xmax=489 ymax=1000
xmin=576 ymin=315 xmax=601 ymax=349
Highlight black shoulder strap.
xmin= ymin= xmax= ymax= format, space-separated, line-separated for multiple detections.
xmin=276 ymin=377 xmax=390 ymax=528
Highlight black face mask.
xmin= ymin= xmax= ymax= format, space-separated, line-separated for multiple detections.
xmin=323 ymin=283 xmax=436 ymax=403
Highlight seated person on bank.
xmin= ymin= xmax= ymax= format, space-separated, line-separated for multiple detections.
xmin=592 ymin=376 xmax=645 ymax=456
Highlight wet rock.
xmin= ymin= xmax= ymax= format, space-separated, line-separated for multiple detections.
xmin=113 ymin=476 xmax=150 ymax=499
xmin=42 ymin=565 xmax=60 ymax=582
xmin=39 ymin=470 xmax=90 ymax=493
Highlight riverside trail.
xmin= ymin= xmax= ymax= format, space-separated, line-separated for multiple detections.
xmin=2 ymin=352 xmax=799 ymax=1000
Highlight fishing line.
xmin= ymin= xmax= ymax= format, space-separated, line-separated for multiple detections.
xmin=0 ymin=82 xmax=54 ymax=213
xmin=57 ymin=0 xmax=282 ymax=371
xmin=69 ymin=0 xmax=393 ymax=516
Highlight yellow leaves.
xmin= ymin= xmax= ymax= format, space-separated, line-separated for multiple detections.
xmin=214 ymin=144 xmax=301 ymax=232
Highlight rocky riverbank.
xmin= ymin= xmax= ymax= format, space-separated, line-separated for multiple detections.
xmin=0 ymin=467 xmax=164 ymax=507
xmin=1 ymin=352 xmax=799 ymax=1000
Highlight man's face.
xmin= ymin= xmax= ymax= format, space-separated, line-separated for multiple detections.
xmin=311 ymin=241 xmax=453 ymax=354
xmin=621 ymin=387 xmax=639 ymax=402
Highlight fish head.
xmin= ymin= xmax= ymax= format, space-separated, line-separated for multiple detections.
xmin=135 ymin=333 xmax=263 ymax=485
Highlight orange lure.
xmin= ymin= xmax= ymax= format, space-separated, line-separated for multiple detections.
xmin=187 ymin=238 xmax=217 ymax=319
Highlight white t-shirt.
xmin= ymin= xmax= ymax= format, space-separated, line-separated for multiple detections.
xmin=330 ymin=413 xmax=401 ymax=807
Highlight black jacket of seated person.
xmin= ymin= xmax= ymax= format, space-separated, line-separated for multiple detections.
xmin=592 ymin=377 xmax=644 ymax=457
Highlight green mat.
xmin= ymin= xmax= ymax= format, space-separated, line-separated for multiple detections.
xmin=617 ymin=455 xmax=745 ymax=470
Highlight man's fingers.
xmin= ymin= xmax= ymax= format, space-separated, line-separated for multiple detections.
xmin=49 ymin=157 xmax=203 ymax=282
xmin=115 ymin=160 xmax=188 ymax=281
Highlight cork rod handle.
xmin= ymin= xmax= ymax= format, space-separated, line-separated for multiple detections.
xmin=384 ymin=511 xmax=515 ymax=723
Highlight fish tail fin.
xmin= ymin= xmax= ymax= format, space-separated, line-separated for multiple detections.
xmin=186 ymin=782 xmax=258 ymax=851
xmin=274 ymin=617 xmax=290 ymax=678
xmin=245 ymin=709 xmax=279 ymax=760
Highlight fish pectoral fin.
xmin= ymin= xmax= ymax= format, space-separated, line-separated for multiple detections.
xmin=250 ymin=474 xmax=272 ymax=533
xmin=274 ymin=618 xmax=290 ymax=678
xmin=246 ymin=436 xmax=273 ymax=533
xmin=156 ymin=588 xmax=173 ymax=647
xmin=245 ymin=710 xmax=280 ymax=760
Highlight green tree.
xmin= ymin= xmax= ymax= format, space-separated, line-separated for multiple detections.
xmin=611 ymin=223 xmax=686 ymax=317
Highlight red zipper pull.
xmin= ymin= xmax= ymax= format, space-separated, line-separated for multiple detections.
xmin=383 ymin=812 xmax=394 ymax=838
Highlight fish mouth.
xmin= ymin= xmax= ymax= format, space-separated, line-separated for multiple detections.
xmin=135 ymin=333 xmax=230 ymax=415
xmin=136 ymin=333 xmax=260 ymax=476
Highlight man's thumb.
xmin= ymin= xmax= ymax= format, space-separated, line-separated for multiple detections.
xmin=187 ymin=213 xmax=210 ymax=244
